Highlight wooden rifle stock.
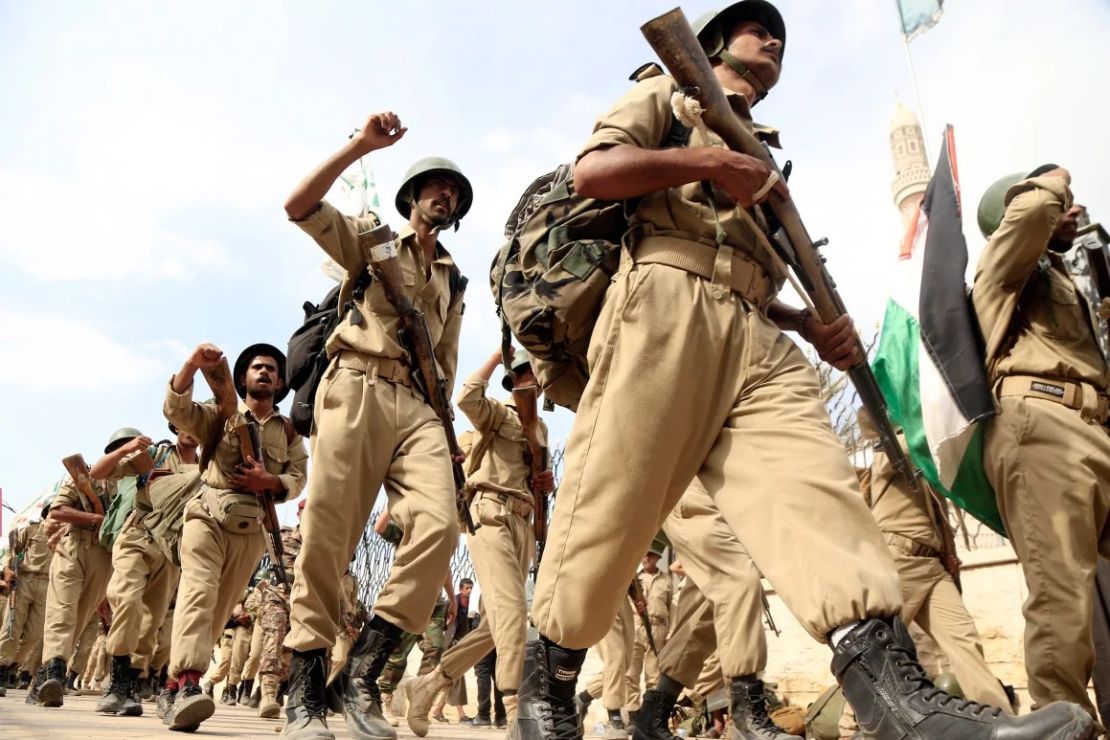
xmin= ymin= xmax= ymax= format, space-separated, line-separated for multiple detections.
xmin=362 ymin=223 xmax=477 ymax=535
xmin=61 ymin=453 xmax=105 ymax=518
xmin=6 ymin=529 xmax=16 ymax=639
xmin=627 ymin=578 xmax=658 ymax=656
xmin=511 ymin=385 xmax=548 ymax=561
xmin=641 ymin=8 xmax=919 ymax=492
xmin=200 ymin=359 xmax=289 ymax=588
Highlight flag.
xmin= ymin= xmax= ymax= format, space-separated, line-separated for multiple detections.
xmin=872 ymin=125 xmax=1004 ymax=535
xmin=337 ymin=155 xmax=382 ymax=219
xmin=897 ymin=0 xmax=944 ymax=41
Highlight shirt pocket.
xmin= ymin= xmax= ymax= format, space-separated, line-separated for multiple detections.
xmin=1037 ymin=273 xmax=1084 ymax=341
xmin=262 ymin=438 xmax=290 ymax=475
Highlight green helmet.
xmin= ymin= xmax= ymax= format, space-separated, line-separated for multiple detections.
xmin=693 ymin=1 xmax=786 ymax=58
xmin=647 ymin=533 xmax=668 ymax=558
xmin=977 ymin=172 xmax=1025 ymax=239
xmin=395 ymin=156 xmax=473 ymax=226
xmin=933 ymin=672 xmax=964 ymax=699
xmin=502 ymin=349 xmax=535 ymax=391
xmin=104 ymin=427 xmax=143 ymax=454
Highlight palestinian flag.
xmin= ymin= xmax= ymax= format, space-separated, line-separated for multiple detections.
xmin=872 ymin=126 xmax=1004 ymax=535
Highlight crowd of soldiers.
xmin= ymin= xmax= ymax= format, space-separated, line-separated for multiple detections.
xmin=2 ymin=1 xmax=1108 ymax=739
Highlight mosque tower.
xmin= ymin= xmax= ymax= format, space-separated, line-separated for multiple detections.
xmin=889 ymin=100 xmax=931 ymax=234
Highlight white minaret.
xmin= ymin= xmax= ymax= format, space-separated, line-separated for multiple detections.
xmin=890 ymin=101 xmax=931 ymax=234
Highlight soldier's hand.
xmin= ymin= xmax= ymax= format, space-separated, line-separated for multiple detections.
xmin=229 ymin=456 xmax=282 ymax=494
xmin=709 ymin=149 xmax=788 ymax=208
xmin=188 ymin=343 xmax=224 ymax=370
xmin=532 ymin=470 xmax=555 ymax=494
xmin=122 ymin=436 xmax=154 ymax=455
xmin=352 ymin=112 xmax=407 ymax=155
xmin=804 ymin=314 xmax=859 ymax=370
xmin=944 ymin=554 xmax=962 ymax=581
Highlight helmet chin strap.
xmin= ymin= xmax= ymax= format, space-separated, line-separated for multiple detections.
xmin=718 ymin=49 xmax=769 ymax=103
xmin=413 ymin=200 xmax=457 ymax=233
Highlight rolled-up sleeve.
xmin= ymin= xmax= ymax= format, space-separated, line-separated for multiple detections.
xmin=577 ymin=75 xmax=674 ymax=162
xmin=274 ymin=434 xmax=308 ymax=503
xmin=292 ymin=200 xmax=380 ymax=275
xmin=163 ymin=378 xmax=218 ymax=444
xmin=456 ymin=373 xmax=507 ymax=433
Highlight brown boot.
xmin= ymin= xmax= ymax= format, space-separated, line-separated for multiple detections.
xmin=405 ymin=666 xmax=452 ymax=737
xmin=259 ymin=674 xmax=281 ymax=719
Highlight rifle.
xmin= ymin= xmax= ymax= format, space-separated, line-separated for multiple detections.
xmin=6 ymin=528 xmax=17 ymax=639
xmin=200 ymin=358 xmax=289 ymax=589
xmin=61 ymin=454 xmax=106 ymax=519
xmin=511 ymin=384 xmax=549 ymax=564
xmin=641 ymin=8 xmax=920 ymax=494
xmin=627 ymin=577 xmax=659 ymax=656
xmin=361 ymin=223 xmax=477 ymax=535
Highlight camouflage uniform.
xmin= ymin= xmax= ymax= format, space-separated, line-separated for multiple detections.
xmin=378 ymin=597 xmax=448 ymax=693
xmin=258 ymin=526 xmax=301 ymax=681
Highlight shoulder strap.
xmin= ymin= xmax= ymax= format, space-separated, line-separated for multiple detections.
xmin=280 ymin=416 xmax=296 ymax=445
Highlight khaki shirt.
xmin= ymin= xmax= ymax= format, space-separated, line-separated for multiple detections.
xmin=53 ymin=474 xmax=114 ymax=515
xmin=163 ymin=380 xmax=308 ymax=503
xmin=973 ymin=175 xmax=1108 ymax=389
xmin=293 ymin=201 xmax=465 ymax=395
xmin=867 ymin=439 xmax=944 ymax=553
xmin=636 ymin=569 xmax=672 ymax=627
xmin=457 ymin=374 xmax=549 ymax=504
xmin=102 ymin=444 xmax=190 ymax=510
xmin=9 ymin=521 xmax=53 ymax=574
xmin=578 ymin=74 xmax=784 ymax=286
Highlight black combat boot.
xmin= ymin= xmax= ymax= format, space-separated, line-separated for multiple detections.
xmin=26 ymin=665 xmax=47 ymax=705
xmin=18 ymin=669 xmax=32 ymax=689
xmin=96 ymin=655 xmax=131 ymax=713
xmin=515 ymin=637 xmax=587 ymax=740
xmin=38 ymin=657 xmax=67 ymax=707
xmin=833 ymin=617 xmax=1097 ymax=740
xmin=0 ymin=664 xmax=8 ymax=697
xmin=238 ymin=679 xmax=249 ymax=704
xmin=627 ymin=710 xmax=639 ymax=736
xmin=118 ymin=667 xmax=143 ymax=716
xmin=247 ymin=679 xmax=261 ymax=709
xmin=169 ymin=669 xmax=215 ymax=732
xmin=633 ymin=675 xmax=685 ymax=740
xmin=221 ymin=682 xmax=238 ymax=706
xmin=283 ymin=648 xmax=335 ymax=740
xmin=325 ymin=615 xmax=402 ymax=740
xmin=727 ymin=675 xmax=793 ymax=740
xmin=65 ymin=669 xmax=78 ymax=694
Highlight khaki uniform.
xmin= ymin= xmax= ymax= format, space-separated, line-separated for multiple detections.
xmin=0 ymin=522 xmax=53 ymax=668
xmin=41 ymin=476 xmax=116 ymax=665
xmin=151 ymin=602 xmax=174 ymax=675
xmin=105 ymin=445 xmax=192 ymax=675
xmin=287 ymin=203 xmax=464 ymax=651
xmin=164 ymin=384 xmax=307 ymax=677
xmin=207 ymin=628 xmax=235 ymax=683
xmin=532 ymin=74 xmax=900 ymax=651
xmin=82 ymin=623 xmax=109 ymax=687
xmin=585 ymin=597 xmax=634 ymax=710
xmin=329 ymin=571 xmax=363 ymax=684
xmin=259 ymin=527 xmax=301 ymax=681
xmin=436 ymin=375 xmax=545 ymax=691
xmin=71 ymin=612 xmax=101 ymax=677
xmin=626 ymin=568 xmax=671 ymax=708
xmin=656 ymin=579 xmax=717 ymax=689
xmin=973 ymin=174 xmax=1110 ymax=715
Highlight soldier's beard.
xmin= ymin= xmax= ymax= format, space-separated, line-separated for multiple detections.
xmin=247 ymin=386 xmax=275 ymax=401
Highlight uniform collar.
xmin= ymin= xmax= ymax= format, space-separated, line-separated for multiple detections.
xmin=238 ymin=400 xmax=278 ymax=424
xmin=397 ymin=224 xmax=458 ymax=267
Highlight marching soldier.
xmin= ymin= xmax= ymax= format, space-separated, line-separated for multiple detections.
xmin=523 ymin=3 xmax=1095 ymax=740
xmin=37 ymin=428 xmax=144 ymax=708
xmin=974 ymin=165 xmax=1110 ymax=718
xmin=240 ymin=578 xmax=265 ymax=707
xmin=0 ymin=513 xmax=53 ymax=694
xmin=160 ymin=341 xmax=307 ymax=732
xmin=93 ymin=424 xmax=199 ymax=716
xmin=258 ymin=521 xmax=303 ymax=719
xmin=328 ymin=564 xmax=365 ymax=686
xmin=577 ymin=598 xmax=635 ymax=739
xmin=403 ymin=350 xmax=553 ymax=736
xmin=626 ymin=545 xmax=672 ymax=721
xmin=282 ymin=111 xmax=470 ymax=740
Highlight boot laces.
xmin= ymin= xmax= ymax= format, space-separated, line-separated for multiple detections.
xmin=301 ymin=654 xmax=330 ymax=718
xmin=890 ymin=646 xmax=1001 ymax=718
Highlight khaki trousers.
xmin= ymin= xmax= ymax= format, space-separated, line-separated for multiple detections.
xmin=243 ymin=621 xmax=263 ymax=680
xmin=0 ymin=571 xmax=49 ymax=665
xmin=105 ymin=518 xmax=180 ymax=672
xmin=207 ymin=629 xmax=234 ymax=682
xmin=532 ymin=262 xmax=900 ymax=649
xmin=287 ymin=360 xmax=458 ymax=651
xmin=625 ymin=621 xmax=666 ymax=709
xmin=82 ymin=632 xmax=108 ymax=686
xmin=585 ymin=597 xmax=634 ymax=710
xmin=657 ymin=581 xmax=716 ymax=688
xmin=151 ymin=605 xmax=174 ymax=674
xmin=41 ymin=530 xmax=112 ymax=665
xmin=228 ymin=624 xmax=252 ymax=684
xmin=71 ymin=616 xmax=99 ymax=675
xmin=169 ymin=494 xmax=265 ymax=676
xmin=665 ymin=480 xmax=767 ymax=677
xmin=440 ymin=496 xmax=533 ymax=690
xmin=692 ymin=651 xmax=724 ymax=699
xmin=986 ymin=395 xmax=1110 ymax=716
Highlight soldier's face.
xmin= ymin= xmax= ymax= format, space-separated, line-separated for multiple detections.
xmin=416 ymin=176 xmax=461 ymax=221
xmin=177 ymin=431 xmax=199 ymax=449
xmin=1049 ymin=205 xmax=1083 ymax=252
xmin=724 ymin=20 xmax=783 ymax=89
xmin=642 ymin=553 xmax=660 ymax=571
xmin=244 ymin=355 xmax=284 ymax=400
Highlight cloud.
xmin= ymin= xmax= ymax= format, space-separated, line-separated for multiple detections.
xmin=0 ymin=309 xmax=168 ymax=391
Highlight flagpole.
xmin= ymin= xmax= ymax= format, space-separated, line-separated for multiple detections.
xmin=901 ymin=35 xmax=932 ymax=166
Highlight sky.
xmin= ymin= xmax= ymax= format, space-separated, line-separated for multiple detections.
xmin=1 ymin=0 xmax=1108 ymax=531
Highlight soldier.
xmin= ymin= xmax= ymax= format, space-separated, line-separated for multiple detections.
xmin=282 ymin=111 xmax=470 ymax=740
xmin=0 ymin=512 xmax=54 ymax=694
xmin=258 ymin=521 xmax=303 ymax=719
xmin=328 ymin=563 xmax=366 ymax=686
xmin=626 ymin=545 xmax=672 ymax=722
xmin=160 ymin=341 xmax=307 ymax=732
xmin=93 ymin=424 xmax=199 ymax=716
xmin=576 ymin=598 xmax=635 ymax=739
xmin=522 ymin=3 xmax=1095 ymax=740
xmin=37 ymin=429 xmax=144 ymax=708
xmin=973 ymin=165 xmax=1110 ymax=718
xmin=403 ymin=350 xmax=553 ymax=736
xmin=202 ymin=597 xmax=251 ymax=705
xmin=241 ymin=579 xmax=265 ymax=707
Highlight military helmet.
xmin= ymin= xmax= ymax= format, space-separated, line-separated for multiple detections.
xmin=502 ymin=349 xmax=535 ymax=392
xmin=647 ymin=533 xmax=669 ymax=558
xmin=693 ymin=1 xmax=786 ymax=60
xmin=104 ymin=427 xmax=144 ymax=454
xmin=976 ymin=172 xmax=1025 ymax=239
xmin=234 ymin=342 xmax=289 ymax=404
xmin=395 ymin=156 xmax=473 ymax=225
xmin=933 ymin=672 xmax=964 ymax=699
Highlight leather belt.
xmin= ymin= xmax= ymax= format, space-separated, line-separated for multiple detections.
xmin=632 ymin=236 xmax=775 ymax=308
xmin=478 ymin=491 xmax=533 ymax=518
xmin=997 ymin=374 xmax=1110 ymax=423
xmin=335 ymin=352 xmax=412 ymax=388
xmin=883 ymin=532 xmax=941 ymax=559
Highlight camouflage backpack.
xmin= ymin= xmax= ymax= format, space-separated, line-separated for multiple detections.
xmin=490 ymin=67 xmax=690 ymax=411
